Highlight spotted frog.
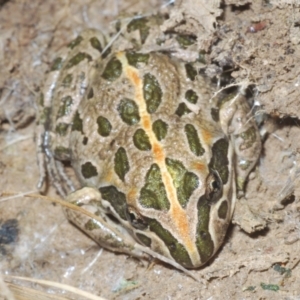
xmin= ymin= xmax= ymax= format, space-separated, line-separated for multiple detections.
xmin=36 ymin=18 xmax=261 ymax=274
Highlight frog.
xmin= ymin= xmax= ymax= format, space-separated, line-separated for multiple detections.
xmin=36 ymin=15 xmax=261 ymax=276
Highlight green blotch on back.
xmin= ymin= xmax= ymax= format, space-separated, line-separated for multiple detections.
xmin=146 ymin=218 xmax=193 ymax=268
xmin=152 ymin=119 xmax=168 ymax=141
xmin=85 ymin=219 xmax=101 ymax=231
xmin=72 ymin=111 xmax=83 ymax=133
xmin=175 ymin=103 xmax=191 ymax=117
xmin=50 ymin=57 xmax=63 ymax=71
xmin=127 ymin=17 xmax=150 ymax=44
xmin=96 ymin=116 xmax=112 ymax=137
xmin=211 ymin=107 xmax=219 ymax=122
xmin=99 ymin=186 xmax=127 ymax=220
xmin=218 ymin=200 xmax=228 ymax=219
xmin=140 ymin=164 xmax=169 ymax=210
xmin=143 ymin=73 xmax=162 ymax=113
xmin=176 ymin=34 xmax=196 ymax=48
xmin=240 ymin=126 xmax=257 ymax=149
xmin=54 ymin=146 xmax=71 ymax=160
xmin=81 ymin=161 xmax=98 ymax=179
xmin=185 ymin=63 xmax=197 ymax=81
xmin=196 ymin=195 xmax=214 ymax=263
xmin=166 ymin=158 xmax=199 ymax=208
xmin=118 ymin=98 xmax=140 ymax=125
xmin=102 ymin=57 xmax=122 ymax=81
xmin=126 ymin=51 xmax=149 ymax=68
xmin=55 ymin=122 xmax=69 ymax=136
xmin=65 ymin=52 xmax=92 ymax=69
xmin=114 ymin=147 xmax=130 ymax=181
xmin=62 ymin=74 xmax=73 ymax=87
xmin=68 ymin=35 xmax=83 ymax=49
xmin=133 ymin=128 xmax=151 ymax=151
xmin=185 ymin=124 xmax=205 ymax=156
xmin=185 ymin=89 xmax=198 ymax=104
xmin=90 ymin=37 xmax=103 ymax=52
xmin=217 ymin=93 xmax=236 ymax=108
xmin=209 ymin=138 xmax=229 ymax=184
xmin=57 ymin=96 xmax=73 ymax=119
xmin=136 ymin=233 xmax=152 ymax=247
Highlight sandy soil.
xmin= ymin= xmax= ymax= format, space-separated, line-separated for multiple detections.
xmin=1 ymin=0 xmax=300 ymax=299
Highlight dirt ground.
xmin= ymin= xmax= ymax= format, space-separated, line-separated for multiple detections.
xmin=1 ymin=0 xmax=300 ymax=299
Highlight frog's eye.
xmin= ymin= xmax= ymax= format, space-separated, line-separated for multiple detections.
xmin=205 ymin=170 xmax=223 ymax=202
xmin=125 ymin=205 xmax=148 ymax=230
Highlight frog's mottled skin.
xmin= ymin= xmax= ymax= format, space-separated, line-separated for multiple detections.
xmin=37 ymin=18 xmax=261 ymax=272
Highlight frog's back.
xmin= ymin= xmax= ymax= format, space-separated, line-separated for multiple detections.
xmin=70 ymin=51 xmax=224 ymax=190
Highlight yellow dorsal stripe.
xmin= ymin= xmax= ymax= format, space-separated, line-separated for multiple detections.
xmin=116 ymin=52 xmax=199 ymax=264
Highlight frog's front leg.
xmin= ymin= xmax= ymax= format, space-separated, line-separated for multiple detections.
xmin=232 ymin=197 xmax=266 ymax=233
xmin=64 ymin=187 xmax=147 ymax=258
xmin=219 ymin=92 xmax=262 ymax=195
xmin=219 ymin=92 xmax=266 ymax=233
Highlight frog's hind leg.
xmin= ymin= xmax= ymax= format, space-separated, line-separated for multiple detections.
xmin=36 ymin=29 xmax=108 ymax=197
xmin=36 ymin=123 xmax=48 ymax=192
xmin=36 ymin=127 xmax=74 ymax=197
xmin=46 ymin=158 xmax=69 ymax=197
xmin=47 ymin=157 xmax=74 ymax=198
xmin=64 ymin=187 xmax=146 ymax=258
xmin=55 ymin=160 xmax=75 ymax=193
